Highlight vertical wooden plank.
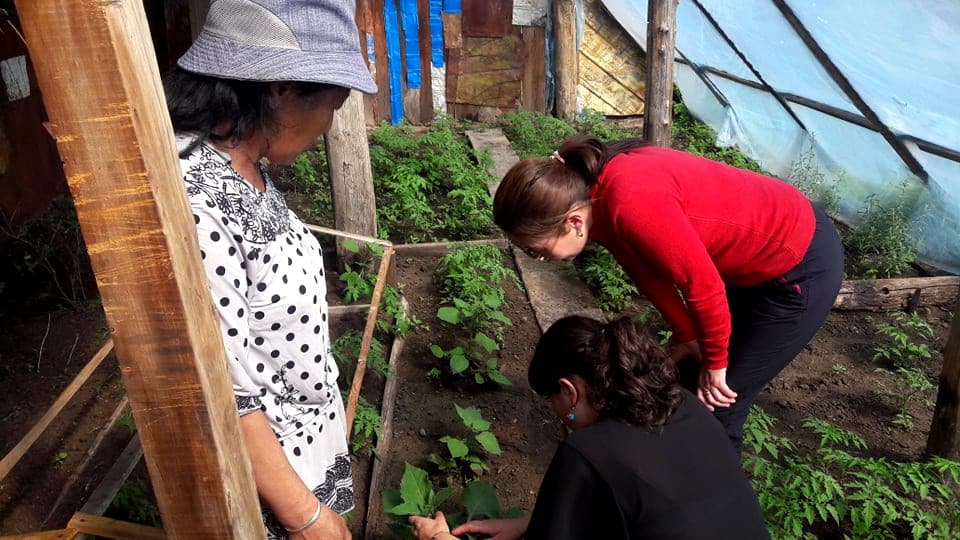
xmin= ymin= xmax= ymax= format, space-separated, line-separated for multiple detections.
xmin=417 ymin=0 xmax=434 ymax=122
xmin=553 ymin=0 xmax=578 ymax=122
xmin=13 ymin=0 xmax=263 ymax=537
xmin=927 ymin=301 xmax=960 ymax=457
xmin=644 ymin=0 xmax=677 ymax=146
xmin=366 ymin=0 xmax=392 ymax=124
xmin=462 ymin=0 xmax=513 ymax=37
xmin=520 ymin=25 xmax=546 ymax=112
xmin=445 ymin=45 xmax=460 ymax=106
xmin=356 ymin=0 xmax=378 ymax=124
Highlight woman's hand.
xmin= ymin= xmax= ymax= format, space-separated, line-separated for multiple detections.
xmin=452 ymin=516 xmax=529 ymax=540
xmin=668 ymin=339 xmax=701 ymax=364
xmin=409 ymin=511 xmax=454 ymax=540
xmin=289 ymin=503 xmax=350 ymax=540
xmin=697 ymin=367 xmax=737 ymax=411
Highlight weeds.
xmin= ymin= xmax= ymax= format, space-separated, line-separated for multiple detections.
xmin=843 ymin=184 xmax=919 ymax=279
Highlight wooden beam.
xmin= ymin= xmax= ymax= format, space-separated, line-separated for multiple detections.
xmin=416 ymin=0 xmax=434 ymax=122
xmin=393 ymin=237 xmax=509 ymax=257
xmin=345 ymin=247 xmax=395 ymax=436
xmin=304 ymin=223 xmax=393 ymax=247
xmin=553 ymin=0 xmax=578 ymax=122
xmin=0 ymin=340 xmax=113 ymax=482
xmin=68 ymin=513 xmax=165 ymax=540
xmin=362 ymin=298 xmax=409 ymax=539
xmin=927 ymin=298 xmax=960 ymax=457
xmin=644 ymin=0 xmax=677 ymax=146
xmin=324 ymin=90 xmax=379 ymax=264
xmin=520 ymin=26 xmax=547 ymax=113
xmin=0 ymin=530 xmax=78 ymax=540
xmin=832 ymin=276 xmax=959 ymax=311
xmin=13 ymin=0 xmax=263 ymax=537
xmin=78 ymin=434 xmax=143 ymax=518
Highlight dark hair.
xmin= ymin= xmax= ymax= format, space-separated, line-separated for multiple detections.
xmin=163 ymin=67 xmax=337 ymax=157
xmin=529 ymin=315 xmax=682 ymax=430
xmin=493 ymin=135 xmax=648 ymax=245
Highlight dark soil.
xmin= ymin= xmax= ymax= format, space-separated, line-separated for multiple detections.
xmin=0 ymin=244 xmax=954 ymax=537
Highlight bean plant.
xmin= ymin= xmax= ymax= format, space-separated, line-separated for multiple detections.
xmin=428 ymin=404 xmax=502 ymax=480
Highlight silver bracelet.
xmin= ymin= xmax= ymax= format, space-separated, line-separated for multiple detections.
xmin=285 ymin=499 xmax=322 ymax=534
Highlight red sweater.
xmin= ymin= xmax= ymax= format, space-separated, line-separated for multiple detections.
xmin=588 ymin=147 xmax=815 ymax=370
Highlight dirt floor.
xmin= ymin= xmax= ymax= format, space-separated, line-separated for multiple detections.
xmin=0 ymin=244 xmax=954 ymax=536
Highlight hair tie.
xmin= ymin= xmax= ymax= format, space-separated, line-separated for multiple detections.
xmin=551 ymin=150 xmax=566 ymax=164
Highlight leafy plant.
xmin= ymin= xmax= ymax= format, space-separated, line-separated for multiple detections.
xmin=378 ymin=284 xmax=421 ymax=337
xmin=339 ymin=263 xmax=376 ymax=303
xmin=429 ymin=404 xmax=502 ymax=480
xmin=873 ymin=311 xmax=934 ymax=369
xmin=577 ymin=109 xmax=640 ymax=141
xmin=455 ymin=481 xmax=524 ymax=523
xmin=383 ymin=463 xmax=455 ymax=537
xmin=875 ymin=366 xmax=935 ymax=430
xmin=576 ymin=245 xmax=638 ymax=313
xmin=118 ymin=411 xmax=137 ymax=434
xmin=743 ymin=406 xmax=960 ymax=539
xmin=671 ymin=100 xmax=761 ymax=172
xmin=843 ymin=184 xmax=919 ymax=279
xmin=107 ymin=479 xmax=161 ymax=527
xmin=274 ymin=148 xmax=334 ymax=225
xmin=332 ymin=330 xmax=388 ymax=378
xmin=499 ymin=109 xmax=576 ymax=159
xmin=787 ymin=145 xmax=841 ymax=215
xmin=351 ymin=395 xmax=382 ymax=456
xmin=429 ymin=332 xmax=510 ymax=386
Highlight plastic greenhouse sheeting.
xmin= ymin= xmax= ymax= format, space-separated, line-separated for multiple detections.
xmin=601 ymin=0 xmax=960 ymax=274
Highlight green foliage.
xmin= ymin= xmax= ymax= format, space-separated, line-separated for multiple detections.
xmin=499 ymin=109 xmax=576 ymax=158
xmin=429 ymin=245 xmax=518 ymax=385
xmin=787 ymin=145 xmax=841 ymax=214
xmin=0 ymin=196 xmax=93 ymax=311
xmin=429 ymin=404 xmax=502 ymax=480
xmin=107 ymin=479 xmax=161 ymax=527
xmin=873 ymin=311 xmax=935 ymax=369
xmin=875 ymin=366 xmax=935 ymax=431
xmin=369 ymin=117 xmax=495 ymax=243
xmin=351 ymin=395 xmax=382 ymax=456
xmin=843 ymin=185 xmax=918 ymax=279
xmin=383 ymin=462 xmax=456 ymax=538
xmin=378 ymin=284 xmax=421 ymax=337
xmin=671 ymin=101 xmax=762 ymax=172
xmin=459 ymin=481 xmax=524 ymax=522
xmin=275 ymin=148 xmax=334 ymax=225
xmin=576 ymin=245 xmax=638 ymax=313
xmin=332 ymin=330 xmax=388 ymax=378
xmin=577 ymin=109 xmax=641 ymax=141
xmin=743 ymin=406 xmax=960 ymax=539
xmin=339 ymin=262 xmax=377 ymax=303
xmin=118 ymin=411 xmax=137 ymax=434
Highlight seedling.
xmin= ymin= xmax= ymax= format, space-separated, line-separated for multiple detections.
xmin=872 ymin=311 xmax=934 ymax=369
xmin=351 ymin=395 xmax=382 ymax=456
xmin=429 ymin=404 xmax=502 ymax=479
xmin=382 ymin=463 xmax=455 ymax=537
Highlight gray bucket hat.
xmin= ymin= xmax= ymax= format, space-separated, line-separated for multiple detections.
xmin=178 ymin=0 xmax=377 ymax=94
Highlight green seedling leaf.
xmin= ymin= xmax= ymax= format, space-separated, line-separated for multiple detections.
xmin=482 ymin=292 xmax=502 ymax=308
xmin=382 ymin=489 xmax=404 ymax=514
xmin=435 ymin=486 xmax=456 ymax=508
xmin=455 ymin=404 xmax=491 ymax=432
xmin=474 ymin=332 xmax=498 ymax=352
xmin=450 ymin=350 xmax=469 ymax=374
xmin=475 ymin=431 xmax=502 ymax=455
xmin=430 ymin=344 xmax=444 ymax=358
xmin=474 ymin=373 xmax=485 ymax=384
xmin=399 ymin=463 xmax=431 ymax=514
xmin=437 ymin=306 xmax=461 ymax=324
xmin=342 ymin=238 xmax=360 ymax=253
xmin=487 ymin=371 xmax=512 ymax=386
xmin=462 ymin=481 xmax=500 ymax=521
xmin=442 ymin=436 xmax=469 ymax=458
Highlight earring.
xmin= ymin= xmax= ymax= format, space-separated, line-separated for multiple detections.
xmin=566 ymin=410 xmax=577 ymax=423
xmin=576 ymin=230 xmax=584 ymax=238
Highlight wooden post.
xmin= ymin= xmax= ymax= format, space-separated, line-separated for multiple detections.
xmin=325 ymin=90 xmax=378 ymax=264
xmin=926 ymin=300 xmax=960 ymax=457
xmin=553 ymin=0 xmax=578 ymax=122
xmin=644 ymin=0 xmax=678 ymax=147
xmin=14 ymin=1 xmax=263 ymax=537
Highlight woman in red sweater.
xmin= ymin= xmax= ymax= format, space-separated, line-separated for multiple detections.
xmin=494 ymin=135 xmax=843 ymax=454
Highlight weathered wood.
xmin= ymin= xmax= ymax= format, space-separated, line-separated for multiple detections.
xmin=0 ymin=530 xmax=78 ymax=540
xmin=553 ymin=0 xmax=578 ymax=122
xmin=358 ymin=0 xmax=391 ymax=124
xmin=14 ymin=0 xmax=263 ymax=536
xmin=417 ymin=0 xmax=434 ymax=121
xmin=394 ymin=237 xmax=509 ymax=257
xmin=520 ymin=26 xmax=547 ymax=113
xmin=927 ymin=298 xmax=960 ymax=457
xmin=832 ymin=276 xmax=960 ymax=311
xmin=462 ymin=0 xmax=513 ymax=37
xmin=362 ymin=297 xmax=409 ymax=540
xmin=345 ymin=247 xmax=396 ymax=437
xmin=644 ymin=0 xmax=677 ymax=146
xmin=42 ymin=396 xmax=131 ymax=527
xmin=324 ymin=90 xmax=378 ymax=265
xmin=442 ymin=12 xmax=462 ymax=49
xmin=579 ymin=0 xmax=646 ymax=116
xmin=329 ymin=304 xmax=373 ymax=317
xmin=0 ymin=340 xmax=113 ymax=482
xmin=78 ymin=434 xmax=143 ymax=519
xmin=68 ymin=513 xmax=165 ymax=540
xmin=454 ymin=35 xmax=522 ymax=108
xmin=304 ymin=223 xmax=392 ymax=247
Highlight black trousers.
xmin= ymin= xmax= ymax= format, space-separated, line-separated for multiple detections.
xmin=678 ymin=204 xmax=844 ymax=455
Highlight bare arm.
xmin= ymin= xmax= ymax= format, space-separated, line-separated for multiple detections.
xmin=239 ymin=411 xmax=349 ymax=539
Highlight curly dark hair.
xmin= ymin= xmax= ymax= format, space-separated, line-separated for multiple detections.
xmin=529 ymin=315 xmax=683 ymax=430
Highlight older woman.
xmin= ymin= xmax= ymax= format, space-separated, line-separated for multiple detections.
xmin=410 ymin=316 xmax=769 ymax=540
xmin=163 ymin=1 xmax=376 ymax=538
